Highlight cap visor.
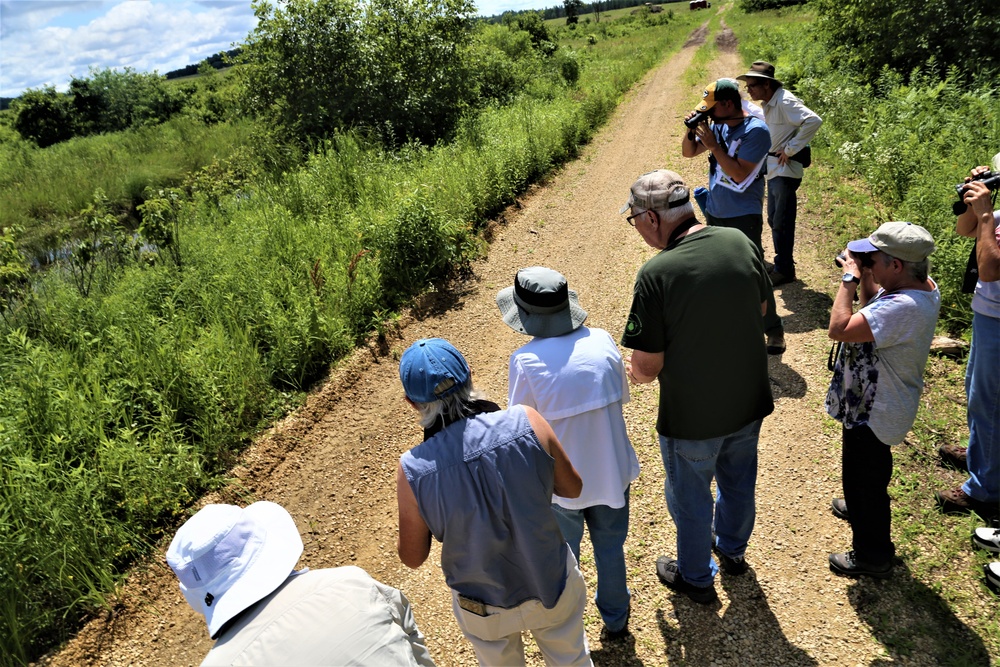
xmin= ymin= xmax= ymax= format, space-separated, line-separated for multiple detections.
xmin=846 ymin=238 xmax=879 ymax=254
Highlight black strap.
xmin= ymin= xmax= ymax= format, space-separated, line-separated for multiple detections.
xmin=667 ymin=217 xmax=700 ymax=247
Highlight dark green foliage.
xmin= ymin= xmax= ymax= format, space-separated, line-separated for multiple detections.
xmin=69 ymin=68 xmax=185 ymax=136
xmin=502 ymin=10 xmax=554 ymax=52
xmin=11 ymin=88 xmax=74 ymax=148
xmin=736 ymin=6 xmax=1000 ymax=332
xmin=237 ymin=0 xmax=478 ymax=148
xmin=739 ymin=0 xmax=807 ymax=11
xmin=814 ymin=0 xmax=1000 ymax=83
xmin=565 ymin=0 xmax=584 ymax=24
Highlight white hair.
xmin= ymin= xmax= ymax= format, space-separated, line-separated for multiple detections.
xmin=413 ymin=380 xmax=489 ymax=429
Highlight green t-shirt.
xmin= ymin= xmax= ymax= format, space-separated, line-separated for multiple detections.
xmin=621 ymin=226 xmax=774 ymax=439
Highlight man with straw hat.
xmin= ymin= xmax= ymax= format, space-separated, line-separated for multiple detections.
xmin=497 ymin=266 xmax=640 ymax=641
xmin=737 ymin=61 xmax=823 ymax=288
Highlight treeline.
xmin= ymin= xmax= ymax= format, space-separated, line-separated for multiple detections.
xmin=485 ymin=0 xmax=678 ymax=23
xmin=8 ymin=65 xmax=236 ymax=148
xmin=164 ymin=48 xmax=242 ymax=79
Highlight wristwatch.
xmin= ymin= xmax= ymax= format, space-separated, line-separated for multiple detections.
xmin=842 ymin=272 xmax=860 ymax=285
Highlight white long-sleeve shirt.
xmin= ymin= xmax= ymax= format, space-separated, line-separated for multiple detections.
xmin=762 ymin=86 xmax=822 ymax=180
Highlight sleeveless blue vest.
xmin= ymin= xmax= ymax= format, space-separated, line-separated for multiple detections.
xmin=400 ymin=405 xmax=568 ymax=608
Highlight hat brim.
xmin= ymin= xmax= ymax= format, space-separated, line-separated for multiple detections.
xmin=199 ymin=502 xmax=303 ymax=639
xmin=496 ymin=286 xmax=587 ymax=338
xmin=736 ymin=73 xmax=782 ymax=86
xmin=846 ymin=238 xmax=880 ymax=255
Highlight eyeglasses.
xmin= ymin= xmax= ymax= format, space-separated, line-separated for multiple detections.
xmin=626 ymin=210 xmax=646 ymax=226
xmin=745 ymin=81 xmax=763 ymax=89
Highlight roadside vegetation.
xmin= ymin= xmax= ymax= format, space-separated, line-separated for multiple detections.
xmin=729 ymin=1 xmax=1000 ymax=660
xmin=0 ymin=3 xmax=699 ymax=665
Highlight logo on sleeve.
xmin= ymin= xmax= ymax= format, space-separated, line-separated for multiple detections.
xmin=625 ymin=314 xmax=642 ymax=337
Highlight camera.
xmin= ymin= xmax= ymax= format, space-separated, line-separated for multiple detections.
xmin=684 ymin=110 xmax=710 ymax=129
xmin=953 ymin=170 xmax=1000 ymax=215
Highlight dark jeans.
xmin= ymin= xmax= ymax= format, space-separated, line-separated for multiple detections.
xmin=767 ymin=176 xmax=802 ymax=276
xmin=705 ymin=212 xmax=782 ymax=336
xmin=842 ymin=424 xmax=895 ymax=564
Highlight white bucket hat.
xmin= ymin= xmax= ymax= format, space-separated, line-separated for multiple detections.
xmin=166 ymin=502 xmax=303 ymax=639
xmin=496 ymin=266 xmax=587 ymax=338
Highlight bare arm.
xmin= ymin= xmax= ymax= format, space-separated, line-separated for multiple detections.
xmin=964 ymin=182 xmax=1000 ymax=281
xmin=828 ymin=254 xmax=876 ymax=343
xmin=956 ymin=166 xmax=992 ymax=238
xmin=524 ymin=406 xmax=582 ymax=499
xmin=681 ymin=120 xmax=708 ymax=158
xmin=625 ymin=349 xmax=663 ymax=384
xmin=396 ymin=462 xmax=432 ymax=569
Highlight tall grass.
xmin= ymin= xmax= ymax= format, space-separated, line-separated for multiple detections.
xmin=727 ymin=4 xmax=1000 ymax=333
xmin=0 ymin=12 xmax=703 ymax=666
xmin=0 ymin=116 xmax=259 ymax=254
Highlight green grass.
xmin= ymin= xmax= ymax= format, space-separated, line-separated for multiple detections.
xmin=0 ymin=116 xmax=259 ymax=257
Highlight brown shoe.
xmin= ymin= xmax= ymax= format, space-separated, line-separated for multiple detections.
xmin=936 ymin=487 xmax=1000 ymax=520
xmin=938 ymin=444 xmax=968 ymax=472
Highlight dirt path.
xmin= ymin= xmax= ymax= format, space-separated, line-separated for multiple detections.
xmin=41 ymin=21 xmax=983 ymax=667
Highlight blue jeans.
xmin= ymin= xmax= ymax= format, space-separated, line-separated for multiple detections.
xmin=658 ymin=420 xmax=761 ymax=587
xmin=767 ymin=176 xmax=801 ymax=276
xmin=552 ymin=490 xmax=630 ymax=632
xmin=963 ymin=312 xmax=1000 ymax=504
xmin=705 ymin=212 xmax=782 ymax=336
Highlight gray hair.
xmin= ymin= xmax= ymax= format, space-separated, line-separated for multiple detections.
xmin=879 ymin=252 xmax=929 ymax=283
xmin=654 ymin=200 xmax=695 ymax=226
xmin=413 ymin=380 xmax=489 ymax=429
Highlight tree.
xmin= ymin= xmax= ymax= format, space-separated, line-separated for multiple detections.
xmin=815 ymin=0 xmax=1000 ymax=83
xmin=237 ymin=0 xmax=477 ymax=147
xmin=592 ymin=0 xmax=602 ymax=22
xmin=564 ymin=0 xmax=584 ymax=25
xmin=11 ymin=87 xmax=74 ymax=147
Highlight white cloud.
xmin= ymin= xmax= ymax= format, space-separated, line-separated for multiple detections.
xmin=0 ymin=0 xmax=256 ymax=97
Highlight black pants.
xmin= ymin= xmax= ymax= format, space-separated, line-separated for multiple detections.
xmin=842 ymin=424 xmax=895 ymax=564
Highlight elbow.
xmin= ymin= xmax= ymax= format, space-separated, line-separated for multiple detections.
xmin=398 ymin=546 xmax=427 ymax=569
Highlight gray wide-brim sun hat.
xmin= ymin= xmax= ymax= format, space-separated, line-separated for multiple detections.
xmin=496 ymin=266 xmax=587 ymax=338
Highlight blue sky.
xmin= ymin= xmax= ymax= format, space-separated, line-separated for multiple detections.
xmin=0 ymin=0 xmax=555 ymax=98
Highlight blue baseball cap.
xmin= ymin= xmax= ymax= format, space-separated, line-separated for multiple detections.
xmin=399 ymin=338 xmax=471 ymax=404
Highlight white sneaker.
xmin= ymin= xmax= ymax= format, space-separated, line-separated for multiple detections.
xmin=986 ymin=562 xmax=1000 ymax=593
xmin=973 ymin=527 xmax=1000 ymax=554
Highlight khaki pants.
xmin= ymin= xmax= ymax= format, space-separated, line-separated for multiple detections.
xmin=450 ymin=551 xmax=592 ymax=667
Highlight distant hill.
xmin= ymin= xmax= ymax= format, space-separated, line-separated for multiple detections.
xmin=1 ymin=98 xmax=14 ymax=111
xmin=165 ymin=48 xmax=242 ymax=80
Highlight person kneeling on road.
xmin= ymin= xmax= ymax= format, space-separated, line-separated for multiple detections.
xmin=167 ymin=501 xmax=435 ymax=667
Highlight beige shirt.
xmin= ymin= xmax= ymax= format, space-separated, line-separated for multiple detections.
xmin=202 ymin=567 xmax=435 ymax=667
xmin=762 ymin=86 xmax=822 ymax=180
